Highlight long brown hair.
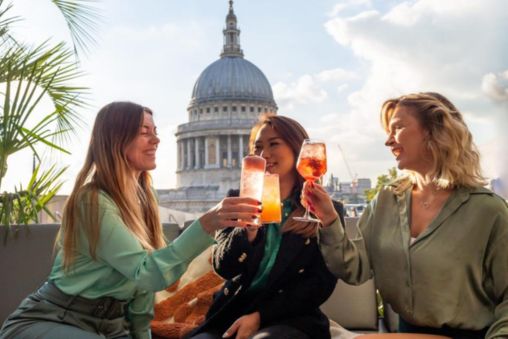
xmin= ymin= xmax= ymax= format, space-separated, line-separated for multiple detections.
xmin=57 ymin=102 xmax=165 ymax=270
xmin=381 ymin=92 xmax=486 ymax=190
xmin=249 ymin=114 xmax=317 ymax=237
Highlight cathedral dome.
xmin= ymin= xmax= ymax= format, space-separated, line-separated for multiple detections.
xmin=190 ymin=57 xmax=275 ymax=105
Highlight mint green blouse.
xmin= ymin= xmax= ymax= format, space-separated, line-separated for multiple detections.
xmin=49 ymin=191 xmax=214 ymax=339
xmin=248 ymin=198 xmax=294 ymax=291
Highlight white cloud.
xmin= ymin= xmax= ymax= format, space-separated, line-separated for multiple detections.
xmin=320 ymin=113 xmax=339 ymax=123
xmin=316 ymin=0 xmax=508 ymax=181
xmin=337 ymin=84 xmax=349 ymax=93
xmin=273 ymin=67 xmax=357 ymax=111
xmin=273 ymin=74 xmax=328 ymax=110
xmin=317 ymin=68 xmax=357 ymax=82
xmin=327 ymin=0 xmax=372 ymax=17
xmin=482 ymin=71 xmax=508 ymax=102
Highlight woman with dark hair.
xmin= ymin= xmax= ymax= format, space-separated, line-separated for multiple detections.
xmin=304 ymin=93 xmax=508 ymax=339
xmin=0 ymin=102 xmax=260 ymax=339
xmin=189 ymin=114 xmax=344 ymax=339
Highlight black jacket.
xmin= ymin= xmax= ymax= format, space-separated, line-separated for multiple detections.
xmin=190 ymin=190 xmax=345 ymax=339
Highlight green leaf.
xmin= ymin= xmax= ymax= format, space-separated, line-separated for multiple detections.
xmin=51 ymin=0 xmax=102 ymax=56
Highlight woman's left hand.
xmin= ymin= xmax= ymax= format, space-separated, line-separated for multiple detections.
xmin=222 ymin=311 xmax=260 ymax=339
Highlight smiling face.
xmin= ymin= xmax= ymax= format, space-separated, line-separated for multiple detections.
xmin=385 ymin=105 xmax=432 ymax=174
xmin=253 ymin=124 xmax=296 ymax=181
xmin=125 ymin=111 xmax=160 ymax=177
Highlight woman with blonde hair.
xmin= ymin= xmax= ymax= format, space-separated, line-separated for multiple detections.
xmin=0 ymin=101 xmax=260 ymax=339
xmin=190 ymin=114 xmax=344 ymax=339
xmin=303 ymin=92 xmax=508 ymax=338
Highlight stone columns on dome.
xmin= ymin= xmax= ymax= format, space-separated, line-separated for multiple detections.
xmin=215 ymin=138 xmax=220 ymax=168
xmin=227 ymin=135 xmax=232 ymax=168
xmin=178 ymin=140 xmax=183 ymax=170
xmin=239 ymin=135 xmax=244 ymax=160
xmin=186 ymin=139 xmax=192 ymax=169
xmin=204 ymin=137 xmax=209 ymax=168
xmin=194 ymin=138 xmax=200 ymax=169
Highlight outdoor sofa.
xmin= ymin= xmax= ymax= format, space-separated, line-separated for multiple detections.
xmin=0 ymin=219 xmax=396 ymax=336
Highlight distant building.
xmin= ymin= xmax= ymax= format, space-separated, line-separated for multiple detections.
xmin=325 ymin=174 xmax=371 ymax=204
xmin=159 ymin=1 xmax=277 ymax=213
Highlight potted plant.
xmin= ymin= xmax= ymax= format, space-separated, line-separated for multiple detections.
xmin=0 ymin=0 xmax=100 ymax=239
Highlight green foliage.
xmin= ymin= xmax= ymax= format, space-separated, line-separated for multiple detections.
xmin=364 ymin=167 xmax=398 ymax=202
xmin=0 ymin=0 xmax=100 ymax=228
xmin=2 ymin=164 xmax=65 ymax=241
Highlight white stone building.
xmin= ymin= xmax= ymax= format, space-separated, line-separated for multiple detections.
xmin=158 ymin=1 xmax=277 ymax=213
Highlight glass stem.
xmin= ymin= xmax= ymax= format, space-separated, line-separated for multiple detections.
xmin=303 ymin=206 xmax=311 ymax=219
xmin=304 ymin=179 xmax=312 ymax=218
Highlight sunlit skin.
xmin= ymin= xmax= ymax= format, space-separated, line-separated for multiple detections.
xmin=384 ymin=105 xmax=432 ymax=175
xmin=124 ymin=112 xmax=160 ymax=178
xmin=384 ymin=105 xmax=452 ymax=236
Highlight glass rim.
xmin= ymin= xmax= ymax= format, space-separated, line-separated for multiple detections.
xmin=244 ymin=154 xmax=265 ymax=159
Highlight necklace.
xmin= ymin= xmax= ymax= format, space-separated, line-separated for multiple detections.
xmin=415 ymin=187 xmax=438 ymax=209
xmin=420 ymin=198 xmax=433 ymax=209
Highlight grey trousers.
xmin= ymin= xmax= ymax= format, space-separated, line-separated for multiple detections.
xmin=0 ymin=282 xmax=131 ymax=339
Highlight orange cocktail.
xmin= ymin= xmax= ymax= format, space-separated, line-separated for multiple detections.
xmin=260 ymin=173 xmax=282 ymax=224
xmin=294 ymin=139 xmax=327 ymax=223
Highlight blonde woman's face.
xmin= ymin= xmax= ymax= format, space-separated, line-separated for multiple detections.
xmin=384 ymin=105 xmax=432 ymax=174
xmin=125 ymin=112 xmax=160 ymax=176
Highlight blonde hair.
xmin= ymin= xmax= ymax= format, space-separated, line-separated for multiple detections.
xmin=57 ymin=102 xmax=165 ymax=270
xmin=381 ymin=92 xmax=486 ymax=190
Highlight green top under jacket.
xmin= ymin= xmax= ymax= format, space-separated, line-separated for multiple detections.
xmin=49 ymin=191 xmax=214 ymax=339
xmin=248 ymin=197 xmax=293 ymax=292
xmin=319 ymin=183 xmax=508 ymax=338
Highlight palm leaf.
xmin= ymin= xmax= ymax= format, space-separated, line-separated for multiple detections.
xmin=0 ymin=0 xmax=20 ymax=46
xmin=1 ymin=164 xmax=66 ymax=237
xmin=51 ymin=0 xmax=102 ymax=56
xmin=0 ymin=41 xmax=88 ymax=187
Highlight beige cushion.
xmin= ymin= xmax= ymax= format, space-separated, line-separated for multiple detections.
xmin=330 ymin=319 xmax=361 ymax=338
xmin=322 ymin=216 xmax=379 ymax=331
xmin=321 ymin=279 xmax=378 ymax=330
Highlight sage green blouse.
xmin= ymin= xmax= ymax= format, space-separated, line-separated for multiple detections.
xmin=319 ymin=185 xmax=508 ymax=338
xmin=49 ymin=191 xmax=214 ymax=339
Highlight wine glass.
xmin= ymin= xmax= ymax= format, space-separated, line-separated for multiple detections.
xmin=293 ymin=139 xmax=327 ymax=223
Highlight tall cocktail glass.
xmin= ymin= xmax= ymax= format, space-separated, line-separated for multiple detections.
xmin=294 ymin=139 xmax=327 ymax=223
xmin=240 ymin=155 xmax=266 ymax=225
xmin=260 ymin=173 xmax=282 ymax=224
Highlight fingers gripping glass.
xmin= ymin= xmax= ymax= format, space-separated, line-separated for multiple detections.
xmin=293 ymin=139 xmax=327 ymax=223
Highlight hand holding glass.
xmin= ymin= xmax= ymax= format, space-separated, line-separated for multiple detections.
xmin=239 ymin=155 xmax=266 ymax=226
xmin=294 ymin=139 xmax=327 ymax=223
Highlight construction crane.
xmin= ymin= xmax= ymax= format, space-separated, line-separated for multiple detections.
xmin=337 ymin=144 xmax=358 ymax=195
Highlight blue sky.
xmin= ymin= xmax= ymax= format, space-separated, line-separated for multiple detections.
xmin=5 ymin=0 xmax=508 ymax=193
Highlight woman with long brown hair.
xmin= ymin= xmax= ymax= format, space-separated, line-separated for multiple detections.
xmin=0 ymin=102 xmax=260 ymax=339
xmin=305 ymin=92 xmax=508 ymax=339
xmin=189 ymin=115 xmax=345 ymax=339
